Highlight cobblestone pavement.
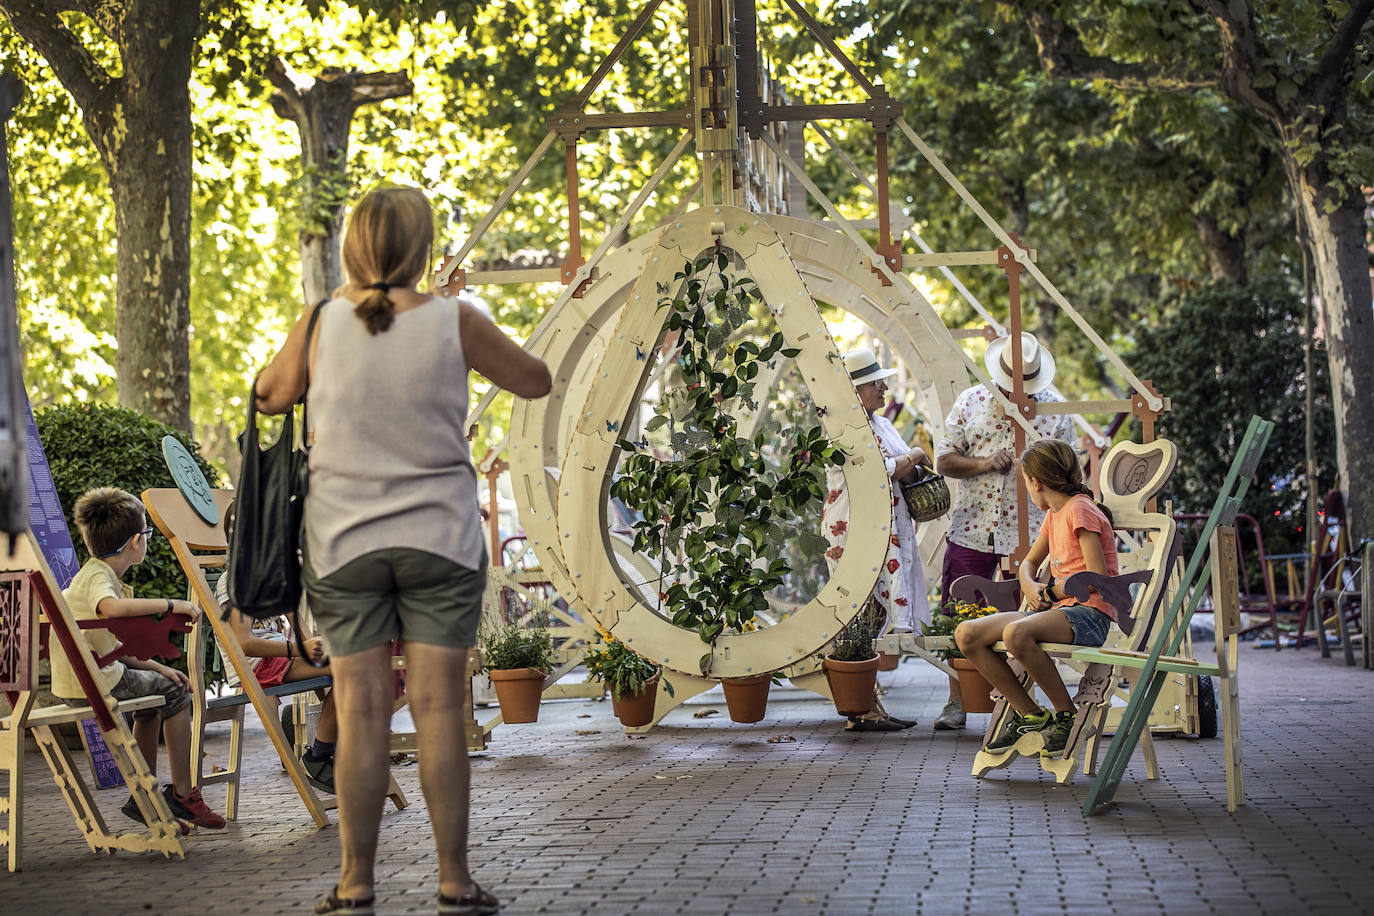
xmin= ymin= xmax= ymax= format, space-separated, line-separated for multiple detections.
xmin=4 ymin=641 xmax=1373 ymax=915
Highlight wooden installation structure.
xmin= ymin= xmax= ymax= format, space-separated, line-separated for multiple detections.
xmin=437 ymin=1 xmax=1172 ymax=725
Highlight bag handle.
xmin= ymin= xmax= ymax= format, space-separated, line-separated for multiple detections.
xmin=245 ymin=297 xmax=327 ymax=445
xmin=297 ymin=297 xmax=327 ymax=447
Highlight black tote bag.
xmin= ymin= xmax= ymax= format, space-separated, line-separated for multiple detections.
xmin=227 ymin=302 xmax=324 ymax=620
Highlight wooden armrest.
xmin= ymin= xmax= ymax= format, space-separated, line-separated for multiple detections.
xmin=1060 ymin=569 xmax=1151 ymax=637
xmin=1071 ymin=646 xmax=1220 ymax=677
xmin=13 ymin=694 xmax=166 ymax=728
xmin=79 ymin=613 xmax=194 ymax=666
xmin=948 ymin=575 xmax=1020 ymax=612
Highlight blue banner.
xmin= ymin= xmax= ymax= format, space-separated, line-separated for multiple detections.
xmin=23 ymin=393 xmax=78 ymax=588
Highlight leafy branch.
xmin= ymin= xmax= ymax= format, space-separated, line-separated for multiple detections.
xmin=609 ymin=252 xmax=845 ymax=676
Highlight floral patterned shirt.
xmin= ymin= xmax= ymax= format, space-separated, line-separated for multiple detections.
xmin=937 ymin=385 xmax=1073 ymax=556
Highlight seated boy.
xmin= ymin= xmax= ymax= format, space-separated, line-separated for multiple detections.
xmin=215 ymin=502 xmax=337 ymax=793
xmin=50 ymin=487 xmax=226 ymax=829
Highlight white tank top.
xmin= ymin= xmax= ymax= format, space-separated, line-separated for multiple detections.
xmin=303 ymin=296 xmax=484 ymax=577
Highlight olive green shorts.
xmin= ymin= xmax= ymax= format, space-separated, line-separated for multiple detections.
xmin=304 ymin=547 xmax=487 ymax=657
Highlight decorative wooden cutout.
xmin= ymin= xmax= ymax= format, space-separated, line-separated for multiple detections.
xmin=556 ymin=206 xmax=892 ymax=679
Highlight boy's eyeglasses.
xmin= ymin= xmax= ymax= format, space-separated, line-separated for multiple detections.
xmin=98 ymin=526 xmax=156 ymax=559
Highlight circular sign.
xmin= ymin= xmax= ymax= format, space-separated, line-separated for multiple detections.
xmin=161 ymin=435 xmax=218 ymax=525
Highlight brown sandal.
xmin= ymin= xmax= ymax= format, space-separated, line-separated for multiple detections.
xmin=438 ymin=882 xmax=500 ymax=915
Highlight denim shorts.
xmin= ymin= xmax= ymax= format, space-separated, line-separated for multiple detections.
xmin=111 ymin=666 xmax=191 ymax=721
xmin=1058 ymin=605 xmax=1113 ymax=647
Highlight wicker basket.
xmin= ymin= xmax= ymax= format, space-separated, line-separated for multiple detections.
xmin=900 ymin=471 xmax=951 ymax=523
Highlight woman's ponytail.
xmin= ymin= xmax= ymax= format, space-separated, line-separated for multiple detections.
xmin=354 ymin=281 xmax=396 ymax=335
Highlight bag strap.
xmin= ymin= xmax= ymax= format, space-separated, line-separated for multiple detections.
xmin=298 ymin=297 xmax=328 ymax=446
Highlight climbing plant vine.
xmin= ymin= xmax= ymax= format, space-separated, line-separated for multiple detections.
xmin=610 ymin=251 xmax=846 ymax=675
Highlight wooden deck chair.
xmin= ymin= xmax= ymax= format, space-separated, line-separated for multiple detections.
xmin=1075 ymin=523 xmax=1246 ymax=810
xmin=950 ymin=438 xmax=1181 ymax=784
xmin=141 ymin=488 xmax=408 ymax=826
xmin=0 ymin=532 xmax=189 ymax=871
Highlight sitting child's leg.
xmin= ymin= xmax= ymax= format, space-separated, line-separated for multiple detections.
xmin=954 ymin=611 xmax=1039 ymax=713
xmin=998 ymin=611 xmax=1079 ymax=755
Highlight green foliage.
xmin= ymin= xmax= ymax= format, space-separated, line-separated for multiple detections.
xmin=582 ymin=634 xmax=672 ymax=701
xmin=34 ymin=403 xmax=222 ymax=603
xmin=827 ymin=602 xmax=879 ymax=662
xmin=1131 ymin=276 xmax=1336 ymax=554
xmin=479 ymin=620 xmax=553 ymax=673
xmin=608 ymin=255 xmax=845 ymax=673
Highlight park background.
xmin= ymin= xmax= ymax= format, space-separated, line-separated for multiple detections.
xmin=0 ymin=0 xmax=1368 ymax=560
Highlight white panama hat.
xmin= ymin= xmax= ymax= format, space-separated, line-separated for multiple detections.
xmin=843 ymin=348 xmax=899 ymax=386
xmin=984 ymin=332 xmax=1056 ymax=395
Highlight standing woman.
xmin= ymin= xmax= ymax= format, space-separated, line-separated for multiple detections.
xmin=255 ymin=186 xmax=551 ymax=916
xmin=821 ymin=348 xmax=931 ymax=731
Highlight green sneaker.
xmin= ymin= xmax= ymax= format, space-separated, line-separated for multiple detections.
xmin=1039 ymin=710 xmax=1077 ymax=756
xmin=984 ymin=708 xmax=1051 ymax=753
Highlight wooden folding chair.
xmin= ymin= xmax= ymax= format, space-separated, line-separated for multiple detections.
xmin=1 ymin=532 xmax=189 ymax=871
xmin=944 ymin=438 xmax=1181 ymax=784
xmin=142 ymin=488 xmax=408 ymax=826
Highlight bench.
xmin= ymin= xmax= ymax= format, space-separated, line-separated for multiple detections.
xmin=942 ymin=438 xmax=1182 ymax=784
xmin=1 ymin=539 xmax=189 ymax=871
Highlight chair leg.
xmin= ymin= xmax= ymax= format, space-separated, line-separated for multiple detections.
xmin=223 ymin=707 xmax=245 ymax=820
xmin=1 ymin=724 xmax=22 ymax=872
xmin=1221 ymin=671 xmax=1243 ymax=811
xmin=1139 ymin=728 xmax=1160 ymax=780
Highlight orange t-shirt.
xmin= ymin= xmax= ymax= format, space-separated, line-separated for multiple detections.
xmin=1041 ymin=494 xmax=1119 ymax=621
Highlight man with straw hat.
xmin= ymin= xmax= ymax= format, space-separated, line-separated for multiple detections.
xmin=931 ymin=332 xmax=1073 ymax=730
xmin=822 ymin=347 xmax=930 ymax=731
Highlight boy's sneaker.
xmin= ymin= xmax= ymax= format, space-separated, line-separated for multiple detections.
xmin=302 ymin=752 xmax=335 ymax=794
xmin=1039 ymin=710 xmax=1077 ymax=756
xmin=120 ymin=794 xmax=146 ymax=825
xmin=164 ymin=784 xmax=226 ymax=829
xmin=983 ymin=708 xmax=1051 ymax=753
xmin=121 ymin=793 xmax=192 ymax=834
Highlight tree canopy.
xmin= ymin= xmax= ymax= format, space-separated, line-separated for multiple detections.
xmin=0 ymin=0 xmax=1356 ymax=544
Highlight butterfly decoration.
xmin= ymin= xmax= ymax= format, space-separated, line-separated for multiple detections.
xmin=635 ymin=345 xmax=646 ymax=361
xmin=605 ymin=420 xmax=620 ymax=433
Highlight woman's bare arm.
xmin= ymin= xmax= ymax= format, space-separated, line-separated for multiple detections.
xmin=254 ymin=302 xmax=320 ymax=415
xmin=460 ymin=303 xmax=551 ymax=398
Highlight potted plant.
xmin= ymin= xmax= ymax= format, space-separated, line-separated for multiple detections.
xmin=921 ymin=600 xmax=1000 ymax=713
xmin=609 ymin=253 xmax=846 ymax=723
xmin=583 ymin=628 xmax=674 ymax=727
xmin=821 ymin=605 xmax=880 ymax=717
xmin=480 ymin=621 xmax=554 ymax=723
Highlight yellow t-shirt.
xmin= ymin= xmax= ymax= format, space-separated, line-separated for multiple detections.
xmin=50 ymin=558 xmax=130 ymax=699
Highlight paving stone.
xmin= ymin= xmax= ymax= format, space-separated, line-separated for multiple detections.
xmin=3 ymin=644 xmax=1374 ymax=913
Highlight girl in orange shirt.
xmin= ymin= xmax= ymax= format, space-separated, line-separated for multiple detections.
xmin=954 ymin=439 xmax=1118 ymax=756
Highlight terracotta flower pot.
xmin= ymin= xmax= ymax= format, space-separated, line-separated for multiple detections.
xmin=720 ymin=674 xmax=771 ymax=723
xmin=951 ymin=657 xmax=996 ymax=713
xmin=877 ymin=651 xmax=900 ymax=671
xmin=489 ymin=667 xmax=547 ymax=723
xmin=610 ymin=673 xmax=661 ymax=728
xmin=823 ymin=655 xmax=880 ymax=717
